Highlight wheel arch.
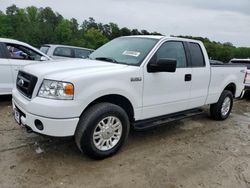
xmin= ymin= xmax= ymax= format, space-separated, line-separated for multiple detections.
xmin=80 ymin=94 xmax=135 ymax=122
xmin=223 ymin=82 xmax=236 ymax=97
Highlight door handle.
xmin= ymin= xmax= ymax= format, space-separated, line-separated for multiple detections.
xmin=185 ymin=74 xmax=192 ymax=82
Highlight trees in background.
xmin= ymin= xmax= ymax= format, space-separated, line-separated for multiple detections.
xmin=1 ymin=4 xmax=250 ymax=62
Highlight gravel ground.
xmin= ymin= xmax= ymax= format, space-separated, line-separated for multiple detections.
xmin=0 ymin=95 xmax=250 ymax=188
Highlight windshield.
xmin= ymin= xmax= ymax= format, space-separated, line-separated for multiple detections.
xmin=89 ymin=37 xmax=159 ymax=66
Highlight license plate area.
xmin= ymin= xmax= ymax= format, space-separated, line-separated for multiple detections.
xmin=14 ymin=108 xmax=21 ymax=124
xmin=13 ymin=105 xmax=26 ymax=125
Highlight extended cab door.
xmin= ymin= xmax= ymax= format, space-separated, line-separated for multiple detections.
xmin=185 ymin=42 xmax=210 ymax=109
xmin=142 ymin=41 xmax=192 ymax=119
xmin=0 ymin=43 xmax=13 ymax=94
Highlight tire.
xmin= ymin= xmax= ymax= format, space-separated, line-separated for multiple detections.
xmin=75 ymin=103 xmax=130 ymax=159
xmin=210 ymin=90 xmax=233 ymax=120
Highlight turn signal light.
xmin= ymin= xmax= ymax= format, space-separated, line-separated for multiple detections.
xmin=65 ymin=84 xmax=74 ymax=95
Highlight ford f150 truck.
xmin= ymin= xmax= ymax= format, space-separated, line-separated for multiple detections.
xmin=12 ymin=36 xmax=246 ymax=159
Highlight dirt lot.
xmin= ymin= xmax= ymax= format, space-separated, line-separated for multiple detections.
xmin=0 ymin=95 xmax=250 ymax=188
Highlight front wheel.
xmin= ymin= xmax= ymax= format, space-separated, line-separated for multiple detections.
xmin=210 ymin=90 xmax=233 ymax=120
xmin=75 ymin=103 xmax=130 ymax=159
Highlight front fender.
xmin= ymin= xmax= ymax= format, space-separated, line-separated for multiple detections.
xmin=75 ymin=79 xmax=143 ymax=120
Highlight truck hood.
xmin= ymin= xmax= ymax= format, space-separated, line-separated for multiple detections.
xmin=22 ymin=59 xmax=128 ymax=80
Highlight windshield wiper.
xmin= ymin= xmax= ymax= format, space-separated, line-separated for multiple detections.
xmin=94 ymin=57 xmax=118 ymax=63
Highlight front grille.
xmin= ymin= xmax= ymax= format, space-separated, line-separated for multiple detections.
xmin=16 ymin=71 xmax=37 ymax=99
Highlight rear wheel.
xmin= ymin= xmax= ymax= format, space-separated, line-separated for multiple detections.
xmin=75 ymin=103 xmax=130 ymax=159
xmin=210 ymin=90 xmax=233 ymax=120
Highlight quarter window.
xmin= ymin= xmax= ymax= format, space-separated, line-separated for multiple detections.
xmin=151 ymin=41 xmax=187 ymax=68
xmin=188 ymin=43 xmax=205 ymax=67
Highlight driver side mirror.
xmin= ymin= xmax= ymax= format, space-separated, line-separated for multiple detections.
xmin=147 ymin=58 xmax=177 ymax=73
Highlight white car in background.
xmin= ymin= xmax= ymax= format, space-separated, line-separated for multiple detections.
xmin=0 ymin=38 xmax=51 ymax=95
xmin=40 ymin=44 xmax=94 ymax=59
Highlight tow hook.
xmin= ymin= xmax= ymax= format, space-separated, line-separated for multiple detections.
xmin=25 ymin=126 xmax=33 ymax=133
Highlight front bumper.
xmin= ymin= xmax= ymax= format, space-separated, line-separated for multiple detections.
xmin=12 ymin=93 xmax=79 ymax=137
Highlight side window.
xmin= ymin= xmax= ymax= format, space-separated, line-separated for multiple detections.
xmin=53 ymin=47 xmax=73 ymax=58
xmin=0 ymin=43 xmax=4 ymax=58
xmin=151 ymin=41 xmax=187 ymax=68
xmin=188 ymin=43 xmax=205 ymax=67
xmin=74 ymin=49 xmax=90 ymax=58
xmin=6 ymin=43 xmax=42 ymax=61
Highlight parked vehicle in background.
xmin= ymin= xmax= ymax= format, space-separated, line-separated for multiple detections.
xmin=230 ymin=58 xmax=250 ymax=69
xmin=12 ymin=36 xmax=246 ymax=159
xmin=0 ymin=38 xmax=51 ymax=95
xmin=230 ymin=58 xmax=250 ymax=91
xmin=40 ymin=44 xmax=94 ymax=59
xmin=209 ymin=60 xmax=224 ymax=65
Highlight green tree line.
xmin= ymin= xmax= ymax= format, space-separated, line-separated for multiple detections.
xmin=1 ymin=4 xmax=250 ymax=62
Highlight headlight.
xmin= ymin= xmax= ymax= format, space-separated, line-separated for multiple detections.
xmin=38 ymin=79 xmax=74 ymax=100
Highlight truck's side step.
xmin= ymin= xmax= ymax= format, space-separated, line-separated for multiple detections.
xmin=133 ymin=108 xmax=205 ymax=131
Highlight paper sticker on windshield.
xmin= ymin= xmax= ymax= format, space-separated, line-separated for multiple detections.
xmin=122 ymin=50 xmax=140 ymax=57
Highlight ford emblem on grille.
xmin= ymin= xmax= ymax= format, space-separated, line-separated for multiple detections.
xmin=16 ymin=71 xmax=38 ymax=99
xmin=18 ymin=79 xmax=25 ymax=87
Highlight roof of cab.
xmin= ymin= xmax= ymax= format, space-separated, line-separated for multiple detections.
xmin=124 ymin=35 xmax=202 ymax=43
xmin=125 ymin=35 xmax=165 ymax=40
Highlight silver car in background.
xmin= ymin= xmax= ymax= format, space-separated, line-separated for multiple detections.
xmin=40 ymin=44 xmax=94 ymax=59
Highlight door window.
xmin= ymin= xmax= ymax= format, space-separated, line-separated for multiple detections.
xmin=151 ymin=41 xmax=187 ymax=68
xmin=6 ymin=43 xmax=42 ymax=61
xmin=0 ymin=44 xmax=5 ymax=58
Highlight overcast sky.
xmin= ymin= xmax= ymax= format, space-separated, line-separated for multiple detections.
xmin=1 ymin=0 xmax=250 ymax=47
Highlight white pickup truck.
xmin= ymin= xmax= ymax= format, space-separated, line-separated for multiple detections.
xmin=12 ymin=36 xmax=246 ymax=159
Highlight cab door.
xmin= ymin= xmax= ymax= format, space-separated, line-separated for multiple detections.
xmin=186 ymin=42 xmax=210 ymax=109
xmin=142 ymin=41 xmax=192 ymax=119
